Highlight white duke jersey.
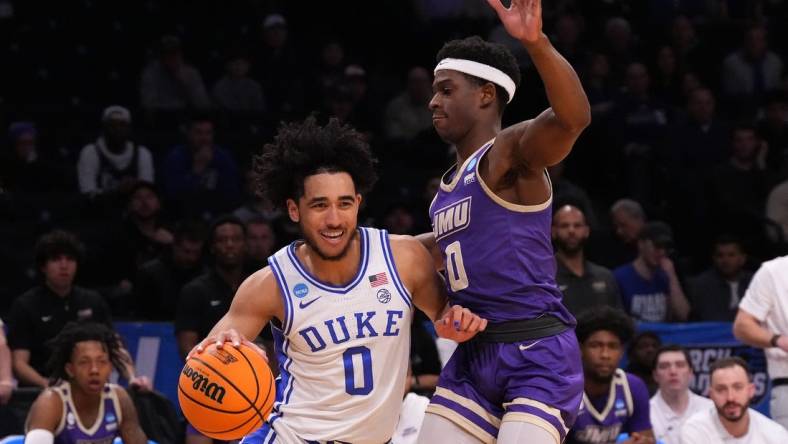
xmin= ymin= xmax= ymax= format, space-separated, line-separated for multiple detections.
xmin=264 ymin=227 xmax=413 ymax=443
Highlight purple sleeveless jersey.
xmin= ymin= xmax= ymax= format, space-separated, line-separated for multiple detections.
xmin=568 ymin=370 xmax=652 ymax=444
xmin=429 ymin=141 xmax=574 ymax=324
xmin=53 ymin=382 xmax=121 ymax=444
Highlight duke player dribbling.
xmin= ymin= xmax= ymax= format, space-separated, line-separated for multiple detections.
xmin=416 ymin=1 xmax=592 ymax=443
xmin=192 ymin=117 xmax=487 ymax=444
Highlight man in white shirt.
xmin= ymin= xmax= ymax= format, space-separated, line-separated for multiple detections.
xmin=77 ymin=105 xmax=154 ymax=195
xmin=732 ymin=254 xmax=788 ymax=428
xmin=650 ymin=345 xmax=713 ymax=444
xmin=680 ymin=357 xmax=788 ymax=443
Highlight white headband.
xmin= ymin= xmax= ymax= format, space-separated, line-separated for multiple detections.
xmin=434 ymin=58 xmax=516 ymax=103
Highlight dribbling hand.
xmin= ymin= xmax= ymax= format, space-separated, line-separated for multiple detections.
xmin=434 ymin=305 xmax=488 ymax=343
xmin=191 ymin=328 xmax=268 ymax=362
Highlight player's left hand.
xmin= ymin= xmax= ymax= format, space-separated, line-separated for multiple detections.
xmin=435 ymin=305 xmax=488 ymax=343
xmin=486 ymin=0 xmax=543 ymax=44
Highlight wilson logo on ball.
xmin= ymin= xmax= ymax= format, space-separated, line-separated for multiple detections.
xmin=182 ymin=364 xmax=227 ymax=404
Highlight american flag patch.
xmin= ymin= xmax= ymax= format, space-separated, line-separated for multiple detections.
xmin=369 ymin=272 xmax=388 ymax=287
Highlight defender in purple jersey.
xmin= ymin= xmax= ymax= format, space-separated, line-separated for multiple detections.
xmin=416 ymin=1 xmax=591 ymax=443
xmin=24 ymin=323 xmax=146 ymax=444
xmin=569 ymin=307 xmax=654 ymax=444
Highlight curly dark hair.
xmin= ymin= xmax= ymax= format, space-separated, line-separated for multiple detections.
xmin=252 ymin=116 xmax=377 ymax=209
xmin=46 ymin=322 xmax=129 ymax=384
xmin=575 ymin=306 xmax=635 ymax=345
xmin=34 ymin=230 xmax=85 ymax=268
xmin=436 ymin=36 xmax=521 ymax=111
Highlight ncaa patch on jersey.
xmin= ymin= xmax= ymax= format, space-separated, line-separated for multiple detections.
xmin=377 ymin=288 xmax=391 ymax=303
xmin=293 ymin=283 xmax=309 ymax=298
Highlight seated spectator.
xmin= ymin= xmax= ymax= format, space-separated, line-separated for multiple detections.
xmin=721 ymin=24 xmax=784 ymax=108
xmin=570 ymin=307 xmax=654 ymax=443
xmin=134 ymin=220 xmax=207 ymax=321
xmin=757 ymin=92 xmax=788 ymax=176
xmin=588 ymin=198 xmax=645 ymax=268
xmin=549 ymin=161 xmax=597 ymax=228
xmin=0 ymin=122 xmax=73 ymax=192
xmin=681 ymin=357 xmax=788 ymax=443
xmin=162 ymin=114 xmax=241 ymax=218
xmin=244 ymin=217 xmax=276 ymax=272
xmin=552 ymin=205 xmax=622 ymax=317
xmin=650 ymin=345 xmax=713 ymax=444
xmin=140 ymin=35 xmax=211 ymax=113
xmin=24 ymin=322 xmax=147 ymax=444
xmin=614 ymin=221 xmax=690 ymax=322
xmin=0 ymin=317 xmax=21 ymax=436
xmin=251 ymin=13 xmax=304 ymax=118
xmin=175 ymin=216 xmax=247 ymax=358
xmin=212 ymin=51 xmax=265 ymax=113
xmin=688 ymin=236 xmax=753 ymax=321
xmin=6 ymin=230 xmax=111 ymax=388
xmin=626 ymin=331 xmax=661 ymax=396
xmin=77 ymin=106 xmax=154 ymax=195
xmin=382 ymin=202 xmax=417 ymax=235
xmin=767 ymin=178 xmax=788 ymax=242
xmin=383 ymin=66 xmax=433 ymax=142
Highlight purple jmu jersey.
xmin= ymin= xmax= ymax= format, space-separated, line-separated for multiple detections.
xmin=50 ymin=382 xmax=122 ymax=444
xmin=429 ymin=141 xmax=573 ymax=324
xmin=568 ymin=370 xmax=652 ymax=444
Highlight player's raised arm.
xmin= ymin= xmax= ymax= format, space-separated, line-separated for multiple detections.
xmin=193 ymin=267 xmax=284 ymax=357
xmin=486 ymin=0 xmax=590 ymax=169
xmin=391 ymin=235 xmax=487 ymax=342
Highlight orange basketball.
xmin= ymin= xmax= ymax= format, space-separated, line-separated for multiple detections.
xmin=178 ymin=343 xmax=276 ymax=440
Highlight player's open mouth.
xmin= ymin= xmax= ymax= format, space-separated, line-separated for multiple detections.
xmin=320 ymin=230 xmax=344 ymax=244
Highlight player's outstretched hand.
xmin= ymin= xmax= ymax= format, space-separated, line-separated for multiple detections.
xmin=190 ymin=328 xmax=268 ymax=362
xmin=435 ymin=305 xmax=488 ymax=343
xmin=486 ymin=0 xmax=542 ymax=44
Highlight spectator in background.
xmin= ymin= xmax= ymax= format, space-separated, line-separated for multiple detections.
xmin=233 ymin=165 xmax=283 ymax=224
xmin=549 ymin=161 xmax=597 ymax=228
xmin=140 ymin=35 xmax=211 ymax=113
xmin=383 ymin=66 xmax=433 ymax=142
xmin=309 ymin=40 xmax=347 ymax=110
xmin=668 ymin=88 xmax=729 ymax=176
xmin=0 ymin=317 xmax=20 ymax=435
xmin=627 ymin=331 xmax=662 ymax=396
xmin=244 ymin=217 xmax=276 ymax=272
xmin=767 ymin=178 xmax=788 ymax=242
xmin=733 ymin=254 xmax=788 ymax=429
xmin=758 ymin=92 xmax=788 ymax=176
xmin=134 ymin=220 xmax=207 ymax=321
xmin=0 ymin=122 xmax=72 ymax=193
xmin=212 ymin=51 xmax=265 ymax=113
xmin=77 ymin=106 xmax=153 ymax=195
xmin=552 ymin=205 xmax=621 ymax=317
xmin=590 ymin=198 xmax=646 ymax=268
xmin=252 ymin=14 xmax=304 ymax=118
xmin=688 ymin=236 xmax=753 ymax=321
xmin=601 ymin=17 xmax=639 ymax=83
xmin=649 ymin=345 xmax=713 ymax=444
xmin=343 ymin=64 xmax=378 ymax=135
xmin=570 ymin=307 xmax=654 ymax=444
xmin=583 ymin=52 xmax=616 ymax=119
xmin=705 ymin=123 xmax=772 ymax=225
xmin=382 ymin=202 xmax=416 ymax=235
xmin=652 ymin=45 xmax=683 ymax=107
xmin=721 ymin=24 xmax=784 ymax=107
xmin=614 ymin=221 xmax=690 ymax=322
xmin=6 ymin=230 xmax=110 ymax=388
xmin=162 ymin=114 xmax=241 ymax=218
xmin=681 ymin=357 xmax=788 ymax=443
xmin=4 ymin=230 xmax=149 ymax=392
xmin=175 ymin=216 xmax=247 ymax=358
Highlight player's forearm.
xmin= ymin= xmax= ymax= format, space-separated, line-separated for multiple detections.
xmin=13 ymin=360 xmax=48 ymax=388
xmin=523 ymin=34 xmax=590 ymax=131
xmin=733 ymin=311 xmax=775 ymax=348
xmin=667 ymin=275 xmax=690 ymax=321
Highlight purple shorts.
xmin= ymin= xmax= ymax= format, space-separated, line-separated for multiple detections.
xmin=427 ymin=327 xmax=583 ymax=443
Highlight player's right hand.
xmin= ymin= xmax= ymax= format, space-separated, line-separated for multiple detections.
xmin=435 ymin=305 xmax=488 ymax=343
xmin=190 ymin=329 xmax=268 ymax=362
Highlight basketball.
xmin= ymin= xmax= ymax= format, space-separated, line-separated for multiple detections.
xmin=178 ymin=343 xmax=275 ymax=440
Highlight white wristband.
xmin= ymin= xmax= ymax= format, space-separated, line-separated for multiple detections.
xmin=25 ymin=429 xmax=54 ymax=444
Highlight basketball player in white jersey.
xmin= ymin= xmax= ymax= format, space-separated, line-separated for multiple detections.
xmin=192 ymin=117 xmax=487 ymax=444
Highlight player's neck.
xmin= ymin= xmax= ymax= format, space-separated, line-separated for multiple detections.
xmin=453 ymin=122 xmax=501 ymax=166
xmin=583 ymin=376 xmax=611 ymax=398
xmin=660 ymin=388 xmax=690 ymax=414
xmin=720 ymin=410 xmax=750 ymax=438
xmin=70 ymin=385 xmax=102 ymax=428
xmin=300 ymin=234 xmax=362 ymax=286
